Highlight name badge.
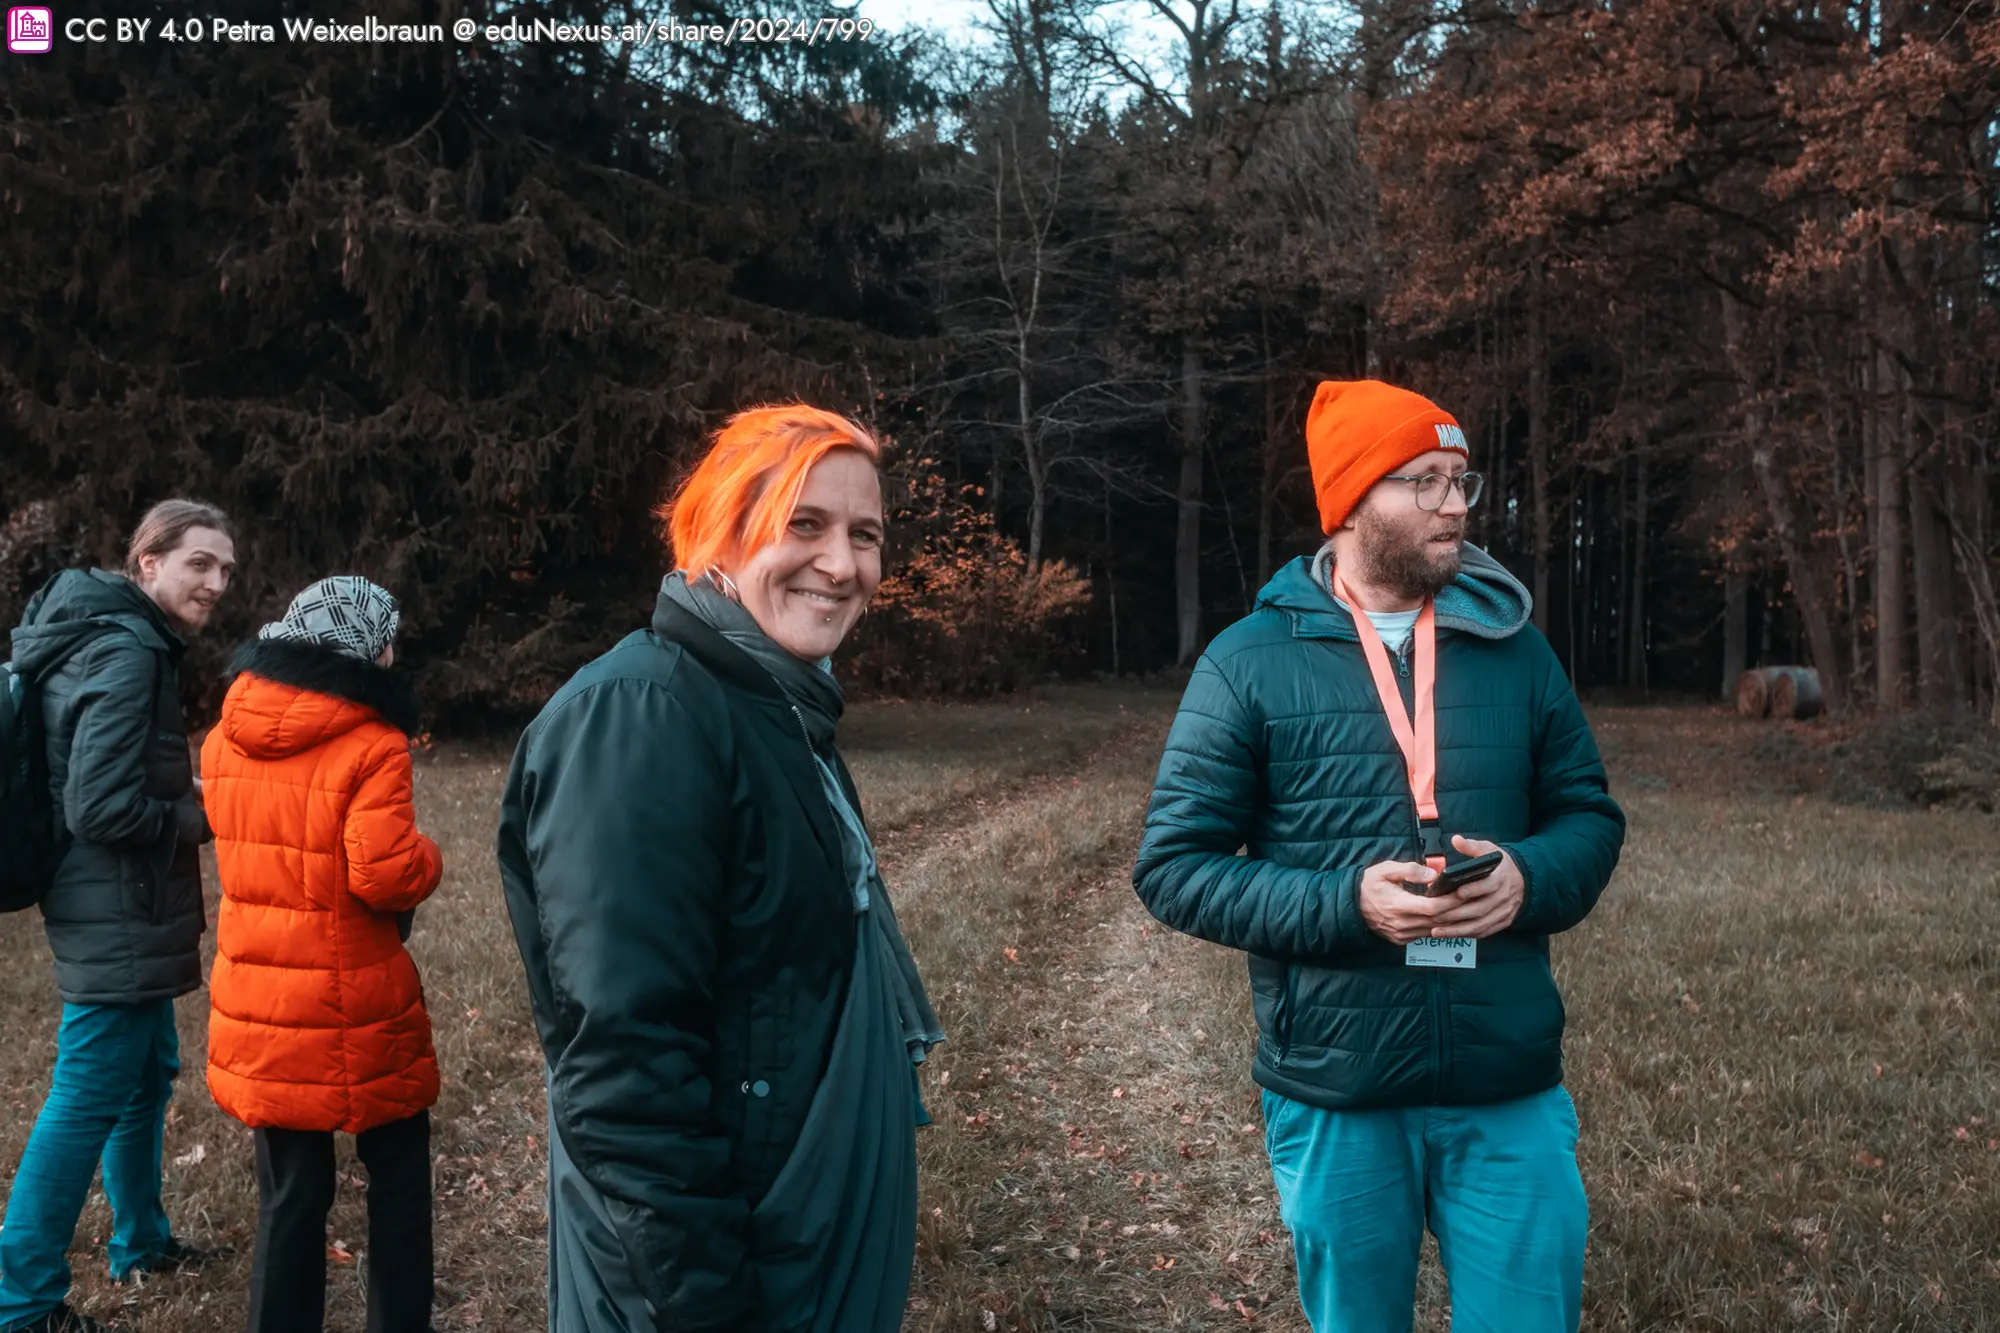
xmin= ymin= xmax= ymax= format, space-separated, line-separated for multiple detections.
xmin=1406 ymin=937 xmax=1476 ymax=969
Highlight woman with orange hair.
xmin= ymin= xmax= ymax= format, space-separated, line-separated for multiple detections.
xmin=498 ymin=404 xmax=943 ymax=1333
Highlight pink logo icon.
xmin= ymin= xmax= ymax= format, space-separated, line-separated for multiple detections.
xmin=7 ymin=7 xmax=54 ymax=52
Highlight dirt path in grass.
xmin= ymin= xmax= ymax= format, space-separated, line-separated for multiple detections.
xmin=865 ymin=711 xmax=1161 ymax=872
xmin=892 ymin=722 xmax=1310 ymax=1333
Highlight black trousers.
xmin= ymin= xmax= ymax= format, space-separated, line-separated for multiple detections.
xmin=246 ymin=1109 xmax=433 ymax=1333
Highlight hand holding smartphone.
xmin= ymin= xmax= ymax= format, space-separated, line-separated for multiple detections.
xmin=1406 ymin=849 xmax=1503 ymax=897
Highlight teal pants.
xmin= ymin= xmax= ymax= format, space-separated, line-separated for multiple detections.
xmin=1262 ymin=1085 xmax=1586 ymax=1333
xmin=0 ymin=1001 xmax=178 ymax=1331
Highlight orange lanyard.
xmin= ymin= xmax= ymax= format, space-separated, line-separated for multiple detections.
xmin=1332 ymin=567 xmax=1445 ymax=873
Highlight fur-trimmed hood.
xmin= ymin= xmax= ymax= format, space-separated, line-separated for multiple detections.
xmin=219 ymin=638 xmax=421 ymax=759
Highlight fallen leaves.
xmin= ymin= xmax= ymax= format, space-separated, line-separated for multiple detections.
xmin=1208 ymin=1291 xmax=1263 ymax=1321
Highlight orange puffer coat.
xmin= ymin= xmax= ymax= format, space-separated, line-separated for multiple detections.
xmin=202 ymin=639 xmax=443 ymax=1134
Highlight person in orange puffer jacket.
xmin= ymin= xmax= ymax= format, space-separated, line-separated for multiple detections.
xmin=200 ymin=576 xmax=442 ymax=1333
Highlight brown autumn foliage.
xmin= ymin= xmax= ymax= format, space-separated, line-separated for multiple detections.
xmin=846 ymin=466 xmax=1094 ymax=696
xmin=1369 ymin=0 xmax=2000 ymax=718
xmin=4 ymin=1 xmax=1996 ymax=714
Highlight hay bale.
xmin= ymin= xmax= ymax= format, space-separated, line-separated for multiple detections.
xmin=1769 ymin=666 xmax=1824 ymax=720
xmin=1735 ymin=669 xmax=1774 ymax=718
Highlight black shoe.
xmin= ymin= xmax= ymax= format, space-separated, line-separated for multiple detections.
xmin=110 ymin=1236 xmax=230 ymax=1283
xmin=12 ymin=1304 xmax=117 ymax=1332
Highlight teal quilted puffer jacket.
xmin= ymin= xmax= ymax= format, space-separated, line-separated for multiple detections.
xmin=1133 ymin=545 xmax=1625 ymax=1111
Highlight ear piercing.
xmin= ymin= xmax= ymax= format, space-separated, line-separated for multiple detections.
xmin=704 ymin=567 xmax=742 ymax=602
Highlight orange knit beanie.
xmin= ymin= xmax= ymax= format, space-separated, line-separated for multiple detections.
xmin=1305 ymin=380 xmax=1469 ymax=534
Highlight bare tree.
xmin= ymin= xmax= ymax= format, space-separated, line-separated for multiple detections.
xmin=929 ymin=0 xmax=1159 ymax=572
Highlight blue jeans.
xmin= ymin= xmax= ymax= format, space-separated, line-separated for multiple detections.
xmin=1263 ymin=1084 xmax=1588 ymax=1333
xmin=0 ymin=1001 xmax=179 ymax=1330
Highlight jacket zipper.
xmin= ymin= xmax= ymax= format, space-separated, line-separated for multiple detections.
xmin=792 ymin=704 xmax=849 ymax=880
xmin=790 ymin=703 xmax=841 ymax=828
xmin=1275 ymin=965 xmax=1297 ymax=1067
xmin=1385 ymin=625 xmax=1445 ymax=1097
xmin=1429 ymin=969 xmax=1450 ymax=1103
xmin=1411 ymin=797 xmax=1447 ymax=1104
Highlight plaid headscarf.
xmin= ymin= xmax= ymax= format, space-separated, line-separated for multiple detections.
xmin=258 ymin=576 xmax=401 ymax=663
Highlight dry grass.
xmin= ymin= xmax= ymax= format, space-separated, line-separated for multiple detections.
xmin=0 ymin=692 xmax=1993 ymax=1331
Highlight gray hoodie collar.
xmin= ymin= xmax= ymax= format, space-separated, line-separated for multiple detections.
xmin=1253 ymin=542 xmax=1532 ymax=641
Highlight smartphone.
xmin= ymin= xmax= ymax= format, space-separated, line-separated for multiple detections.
xmin=1409 ymin=850 xmax=1503 ymax=897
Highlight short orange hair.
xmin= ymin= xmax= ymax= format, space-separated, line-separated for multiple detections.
xmin=661 ymin=404 xmax=883 ymax=576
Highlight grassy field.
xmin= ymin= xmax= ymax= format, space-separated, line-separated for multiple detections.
xmin=0 ymin=688 xmax=1994 ymax=1331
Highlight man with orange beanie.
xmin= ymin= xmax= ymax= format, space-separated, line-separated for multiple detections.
xmin=1134 ymin=380 xmax=1625 ymax=1332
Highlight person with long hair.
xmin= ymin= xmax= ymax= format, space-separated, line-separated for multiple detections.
xmin=497 ymin=404 xmax=943 ymax=1333
xmin=1 ymin=501 xmax=237 ymax=1333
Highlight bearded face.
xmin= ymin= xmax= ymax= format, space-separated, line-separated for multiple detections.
xmin=1350 ymin=492 xmax=1465 ymax=600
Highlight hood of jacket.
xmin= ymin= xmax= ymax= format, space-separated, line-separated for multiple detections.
xmin=9 ymin=569 xmax=180 ymax=674
xmin=1253 ymin=542 xmax=1533 ymax=642
xmin=218 ymin=638 xmax=421 ymax=760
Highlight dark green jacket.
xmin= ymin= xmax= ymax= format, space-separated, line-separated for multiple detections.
xmin=8 ymin=570 xmax=208 ymax=1005
xmin=497 ymin=594 xmax=861 ymax=1333
xmin=1133 ymin=546 xmax=1624 ymax=1111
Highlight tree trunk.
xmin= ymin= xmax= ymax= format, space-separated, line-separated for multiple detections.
xmin=1208 ymin=442 xmax=1251 ymax=614
xmin=1104 ymin=477 xmax=1120 ymax=678
xmin=1258 ymin=308 xmax=1278 ymax=588
xmin=1626 ymin=449 xmax=1649 ymax=690
xmin=1941 ymin=366 xmax=1996 ymax=723
xmin=1723 ymin=290 xmax=1846 ymax=710
xmin=1577 ymin=475 xmax=1593 ymax=683
xmin=989 ymin=434 xmax=1004 ymax=519
xmin=1175 ymin=343 xmax=1205 ymax=665
xmin=1724 ymin=568 xmax=1749 ymax=697
xmin=1759 ymin=575 xmax=1774 ymax=665
xmin=1905 ymin=425 xmax=1957 ymax=712
xmin=1749 ymin=446 xmax=1846 ymax=713
xmin=1829 ymin=385 xmax=1866 ymax=691
xmin=1019 ymin=368 xmax=1046 ymax=575
xmin=1527 ymin=257 xmax=1552 ymax=635
xmin=1563 ymin=483 xmax=1579 ymax=678
xmin=1950 ymin=524 xmax=2000 ymax=728
xmin=1872 ymin=346 xmax=1909 ymax=711
xmin=1608 ymin=460 xmax=1624 ymax=684
xmin=1859 ymin=360 xmax=1880 ymax=701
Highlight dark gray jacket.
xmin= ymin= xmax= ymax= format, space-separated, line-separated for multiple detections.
xmin=498 ymin=594 xmax=862 ymax=1332
xmin=10 ymin=570 xmax=209 ymax=1004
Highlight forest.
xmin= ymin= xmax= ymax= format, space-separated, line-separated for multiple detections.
xmin=3 ymin=0 xmax=1996 ymax=724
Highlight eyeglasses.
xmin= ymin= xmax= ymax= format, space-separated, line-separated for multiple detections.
xmin=1378 ymin=471 xmax=1485 ymax=511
